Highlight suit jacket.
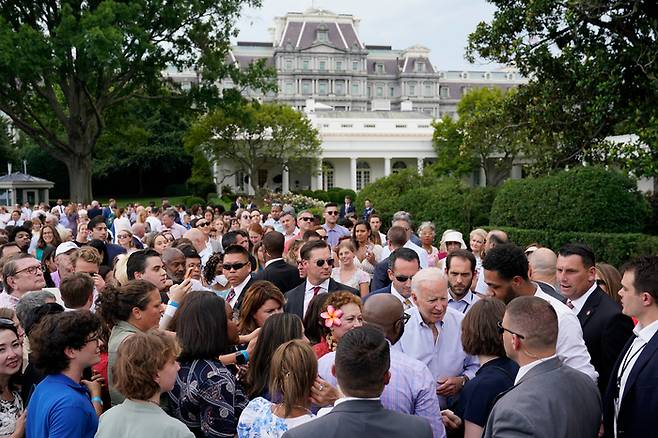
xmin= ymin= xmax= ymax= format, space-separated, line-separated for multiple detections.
xmin=484 ymin=357 xmax=600 ymax=438
xmin=536 ymin=280 xmax=566 ymax=303
xmin=254 ymin=259 xmax=304 ymax=295
xmin=339 ymin=203 xmax=356 ymax=218
xmin=603 ymin=326 xmax=658 ymax=438
xmin=578 ymin=287 xmax=634 ymax=394
xmin=368 ymin=285 xmax=392 ymax=298
xmin=283 ymin=279 xmax=358 ymax=320
xmin=371 ymin=259 xmax=391 ymax=292
xmin=282 ymin=399 xmax=432 ymax=438
xmin=232 ymin=275 xmax=256 ymax=314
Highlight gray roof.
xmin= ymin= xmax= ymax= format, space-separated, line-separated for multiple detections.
xmin=0 ymin=172 xmax=53 ymax=184
xmin=315 ymin=111 xmax=432 ymax=119
xmin=279 ymin=20 xmax=362 ymax=51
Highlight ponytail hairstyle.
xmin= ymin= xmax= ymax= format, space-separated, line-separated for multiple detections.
xmin=268 ymin=339 xmax=317 ymax=416
xmin=95 ymin=280 xmax=157 ymax=327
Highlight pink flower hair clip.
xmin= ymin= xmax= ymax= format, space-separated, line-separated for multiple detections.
xmin=320 ymin=305 xmax=343 ymax=328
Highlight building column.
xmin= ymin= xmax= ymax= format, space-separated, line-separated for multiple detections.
xmin=417 ymin=157 xmax=424 ymax=174
xmin=312 ymin=161 xmax=322 ymax=190
xmin=282 ymin=166 xmax=290 ymax=194
xmin=384 ymin=157 xmax=391 ymax=176
xmin=350 ymin=157 xmax=357 ymax=191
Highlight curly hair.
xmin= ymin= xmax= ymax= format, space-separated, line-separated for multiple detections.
xmin=203 ymin=253 xmax=223 ymax=284
xmin=318 ymin=292 xmax=362 ymax=338
xmin=112 ymin=330 xmax=180 ymax=400
xmin=29 ymin=310 xmax=100 ymax=375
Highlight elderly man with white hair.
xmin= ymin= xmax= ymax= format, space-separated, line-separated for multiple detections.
xmin=380 ymin=211 xmax=428 ymax=269
xmin=393 ymin=267 xmax=479 ymax=409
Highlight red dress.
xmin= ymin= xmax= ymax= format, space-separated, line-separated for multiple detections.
xmin=312 ymin=336 xmax=332 ymax=359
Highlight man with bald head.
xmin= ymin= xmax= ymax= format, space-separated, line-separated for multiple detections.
xmin=317 ymin=294 xmax=446 ymax=438
xmin=184 ymin=228 xmax=212 ymax=267
xmin=528 ymin=247 xmax=566 ymax=303
xmin=393 ymin=267 xmax=479 ymax=409
xmin=484 ymin=229 xmax=507 ymax=256
xmin=484 ymin=296 xmax=600 ymax=438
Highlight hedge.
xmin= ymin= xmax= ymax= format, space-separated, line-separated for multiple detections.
xmin=490 ymin=166 xmax=650 ymax=233
xmin=497 ymin=226 xmax=658 ymax=268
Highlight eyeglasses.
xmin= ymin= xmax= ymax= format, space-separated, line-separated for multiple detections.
xmin=117 ymin=234 xmax=131 ymax=239
xmin=314 ymin=258 xmax=334 ymax=267
xmin=0 ymin=318 xmax=15 ymax=327
xmin=223 ymin=262 xmax=249 ymax=271
xmin=318 ymin=235 xmax=328 ymax=240
xmin=497 ymin=321 xmax=525 ymax=339
xmin=300 ymin=217 xmax=314 ymax=222
xmin=395 ymin=312 xmax=411 ymax=326
xmin=14 ymin=265 xmax=42 ymax=276
xmin=241 ymin=215 xmax=250 ymax=220
xmin=394 ymin=274 xmax=413 ymax=283
xmin=196 ymin=222 xmax=209 ymax=227
xmin=326 ymin=211 xmax=339 ymax=216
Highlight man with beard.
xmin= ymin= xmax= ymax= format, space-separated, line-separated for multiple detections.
xmin=445 ymin=249 xmax=479 ymax=314
xmin=482 ymin=243 xmax=598 ymax=383
xmin=9 ymin=226 xmax=32 ymax=253
xmin=161 ymin=247 xmax=186 ymax=284
xmin=317 ymin=294 xmax=446 ymax=438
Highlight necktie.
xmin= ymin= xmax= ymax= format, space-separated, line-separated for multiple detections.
xmin=226 ymin=288 xmax=236 ymax=304
xmin=312 ymin=286 xmax=321 ymax=296
xmin=403 ymin=298 xmax=412 ymax=309
xmin=566 ymin=299 xmax=574 ymax=309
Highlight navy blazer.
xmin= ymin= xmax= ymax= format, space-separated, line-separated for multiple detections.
xmin=603 ymin=326 xmax=658 ymax=438
xmin=339 ymin=203 xmax=356 ymax=218
xmin=283 ymin=279 xmax=358 ymax=320
xmin=254 ymin=259 xmax=304 ymax=295
xmin=367 ymin=285 xmax=392 ymax=299
xmin=371 ymin=259 xmax=391 ymax=292
xmin=577 ymin=287 xmax=634 ymax=394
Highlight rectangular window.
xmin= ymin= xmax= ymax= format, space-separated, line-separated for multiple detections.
xmin=318 ymin=81 xmax=328 ymax=95
xmin=352 ymin=61 xmax=359 ymax=71
xmin=389 ymin=87 xmax=395 ymax=97
xmin=285 ymin=59 xmax=293 ymax=70
xmin=424 ymin=84 xmax=432 ymax=96
xmin=351 ymin=83 xmax=359 ymax=95
xmin=319 ymin=60 xmax=326 ymax=71
xmin=376 ymin=64 xmax=385 ymax=74
xmin=335 ymin=81 xmax=345 ymax=95
xmin=318 ymin=30 xmax=329 ymax=42
xmin=409 ymin=85 xmax=416 ymax=96
xmin=416 ymin=62 xmax=425 ymax=72
xmin=439 ymin=86 xmax=450 ymax=98
xmin=336 ymin=61 xmax=343 ymax=71
xmin=376 ymin=86 xmax=383 ymax=97
xmin=302 ymin=60 xmax=310 ymax=71
xmin=284 ymin=82 xmax=293 ymax=94
xmin=302 ymin=80 xmax=311 ymax=95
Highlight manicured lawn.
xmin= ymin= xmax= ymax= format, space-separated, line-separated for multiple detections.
xmin=96 ymin=196 xmax=189 ymax=208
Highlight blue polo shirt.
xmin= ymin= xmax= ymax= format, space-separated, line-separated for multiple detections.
xmin=26 ymin=373 xmax=98 ymax=438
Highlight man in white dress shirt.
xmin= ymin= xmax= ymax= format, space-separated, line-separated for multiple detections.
xmin=482 ymin=243 xmax=598 ymax=382
xmin=380 ymin=215 xmax=428 ymax=269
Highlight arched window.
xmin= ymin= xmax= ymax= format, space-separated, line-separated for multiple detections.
xmin=392 ymin=161 xmax=407 ymax=174
xmin=323 ymin=161 xmax=334 ymax=190
xmin=356 ymin=161 xmax=371 ymax=190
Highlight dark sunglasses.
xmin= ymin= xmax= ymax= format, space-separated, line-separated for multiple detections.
xmin=396 ymin=313 xmax=411 ymax=326
xmin=326 ymin=211 xmax=339 ymax=215
xmin=497 ymin=321 xmax=525 ymax=339
xmin=394 ymin=274 xmax=413 ymax=283
xmin=0 ymin=318 xmax=15 ymax=327
xmin=300 ymin=217 xmax=314 ymax=222
xmin=223 ymin=262 xmax=249 ymax=271
xmin=196 ymin=222 xmax=209 ymax=227
xmin=314 ymin=258 xmax=334 ymax=267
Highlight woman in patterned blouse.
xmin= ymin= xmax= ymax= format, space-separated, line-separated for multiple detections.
xmin=168 ymin=292 xmax=248 ymax=438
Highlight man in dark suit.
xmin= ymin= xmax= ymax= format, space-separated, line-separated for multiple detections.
xmin=371 ymin=226 xmax=408 ymax=291
xmin=339 ymin=195 xmax=356 ymax=219
xmin=284 ymin=240 xmax=357 ymax=320
xmin=603 ymin=256 xmax=658 ymax=438
xmin=283 ymin=325 xmax=432 ymax=438
xmin=529 ymin=247 xmax=566 ymax=303
xmin=484 ymin=296 xmax=601 ymax=438
xmin=230 ymin=196 xmax=243 ymax=212
xmin=557 ymin=243 xmax=634 ymax=394
xmin=222 ymin=244 xmax=255 ymax=313
xmin=255 ymin=231 xmax=303 ymax=293
xmin=368 ymin=248 xmax=419 ymax=312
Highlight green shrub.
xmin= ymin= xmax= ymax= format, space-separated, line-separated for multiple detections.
xmin=338 ymin=189 xmax=357 ymax=203
xmin=181 ymin=196 xmax=206 ymax=208
xmin=490 ymin=167 xmax=650 ymax=233
xmin=356 ymin=169 xmax=429 ymax=223
xmin=496 ymin=226 xmax=658 ymax=268
xmin=312 ymin=190 xmax=330 ymax=202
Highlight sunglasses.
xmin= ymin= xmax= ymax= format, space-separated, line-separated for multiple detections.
xmin=394 ymin=274 xmax=413 ymax=283
xmin=223 ymin=262 xmax=249 ymax=271
xmin=0 ymin=318 xmax=15 ymax=327
xmin=326 ymin=211 xmax=339 ymax=215
xmin=300 ymin=217 xmax=314 ymax=222
xmin=395 ymin=313 xmax=411 ymax=326
xmin=313 ymin=258 xmax=334 ymax=267
xmin=497 ymin=321 xmax=525 ymax=339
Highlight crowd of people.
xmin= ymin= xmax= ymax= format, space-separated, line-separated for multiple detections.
xmin=0 ymin=195 xmax=655 ymax=438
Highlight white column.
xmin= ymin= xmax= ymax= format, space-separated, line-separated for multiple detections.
xmin=350 ymin=157 xmax=358 ymax=191
xmin=314 ymin=161 xmax=323 ymax=190
xmin=384 ymin=157 xmax=391 ymax=176
xmin=417 ymin=157 xmax=424 ymax=174
xmin=282 ymin=166 xmax=290 ymax=194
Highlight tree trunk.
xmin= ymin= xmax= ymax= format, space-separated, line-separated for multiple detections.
xmin=64 ymin=154 xmax=93 ymax=203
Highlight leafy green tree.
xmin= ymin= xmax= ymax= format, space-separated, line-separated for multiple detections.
xmin=432 ymin=87 xmax=524 ymax=186
xmin=0 ymin=0 xmax=274 ymax=202
xmin=186 ymin=101 xmax=322 ymax=195
xmin=467 ymin=0 xmax=658 ymax=178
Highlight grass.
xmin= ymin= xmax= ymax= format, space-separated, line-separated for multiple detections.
xmin=96 ymin=196 xmax=189 ymax=207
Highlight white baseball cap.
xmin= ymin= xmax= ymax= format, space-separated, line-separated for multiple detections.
xmin=55 ymin=241 xmax=79 ymax=257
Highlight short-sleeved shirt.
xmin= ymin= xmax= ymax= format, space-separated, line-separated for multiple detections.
xmin=455 ymin=357 xmax=519 ymax=427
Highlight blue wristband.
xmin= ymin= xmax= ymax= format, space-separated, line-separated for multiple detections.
xmin=169 ymin=301 xmax=179 ymax=308
xmin=91 ymin=396 xmax=102 ymax=404
xmin=242 ymin=350 xmax=249 ymax=362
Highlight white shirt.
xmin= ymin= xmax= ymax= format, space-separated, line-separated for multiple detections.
xmin=568 ymin=282 xmax=597 ymax=315
xmin=390 ymin=284 xmax=414 ymax=310
xmin=264 ymin=257 xmax=284 ymax=268
xmin=146 ymin=216 xmax=162 ymax=233
xmin=303 ymin=278 xmax=330 ymax=317
xmin=534 ymin=286 xmax=598 ymax=382
xmin=198 ymin=240 xmax=213 ymax=267
xmin=514 ymin=355 xmax=558 ymax=385
xmin=228 ymin=274 xmax=252 ymax=308
xmin=615 ymin=319 xmax=658 ymax=436
xmin=380 ymin=240 xmax=428 ymax=269
xmin=448 ymin=290 xmax=479 ymax=314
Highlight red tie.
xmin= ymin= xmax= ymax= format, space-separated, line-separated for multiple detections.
xmin=566 ymin=300 xmax=574 ymax=309
xmin=312 ymin=286 xmax=321 ymax=296
xmin=226 ymin=289 xmax=236 ymax=304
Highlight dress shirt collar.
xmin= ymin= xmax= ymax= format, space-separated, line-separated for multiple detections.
xmin=410 ymin=306 xmax=443 ymax=330
xmin=634 ymin=318 xmax=658 ymax=342
xmin=390 ymin=284 xmax=413 ymax=307
xmin=233 ymin=274 xmax=252 ymax=295
xmin=448 ymin=290 xmax=477 ymax=305
xmin=264 ymin=257 xmax=284 ymax=268
xmin=514 ymin=354 xmax=557 ymax=385
xmin=306 ymin=278 xmax=330 ymax=294
xmin=569 ymin=281 xmax=598 ymax=314
xmin=334 ymin=396 xmax=380 ymax=407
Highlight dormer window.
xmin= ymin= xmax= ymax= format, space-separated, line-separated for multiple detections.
xmin=317 ymin=25 xmax=329 ymax=43
xmin=416 ymin=62 xmax=426 ymax=72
